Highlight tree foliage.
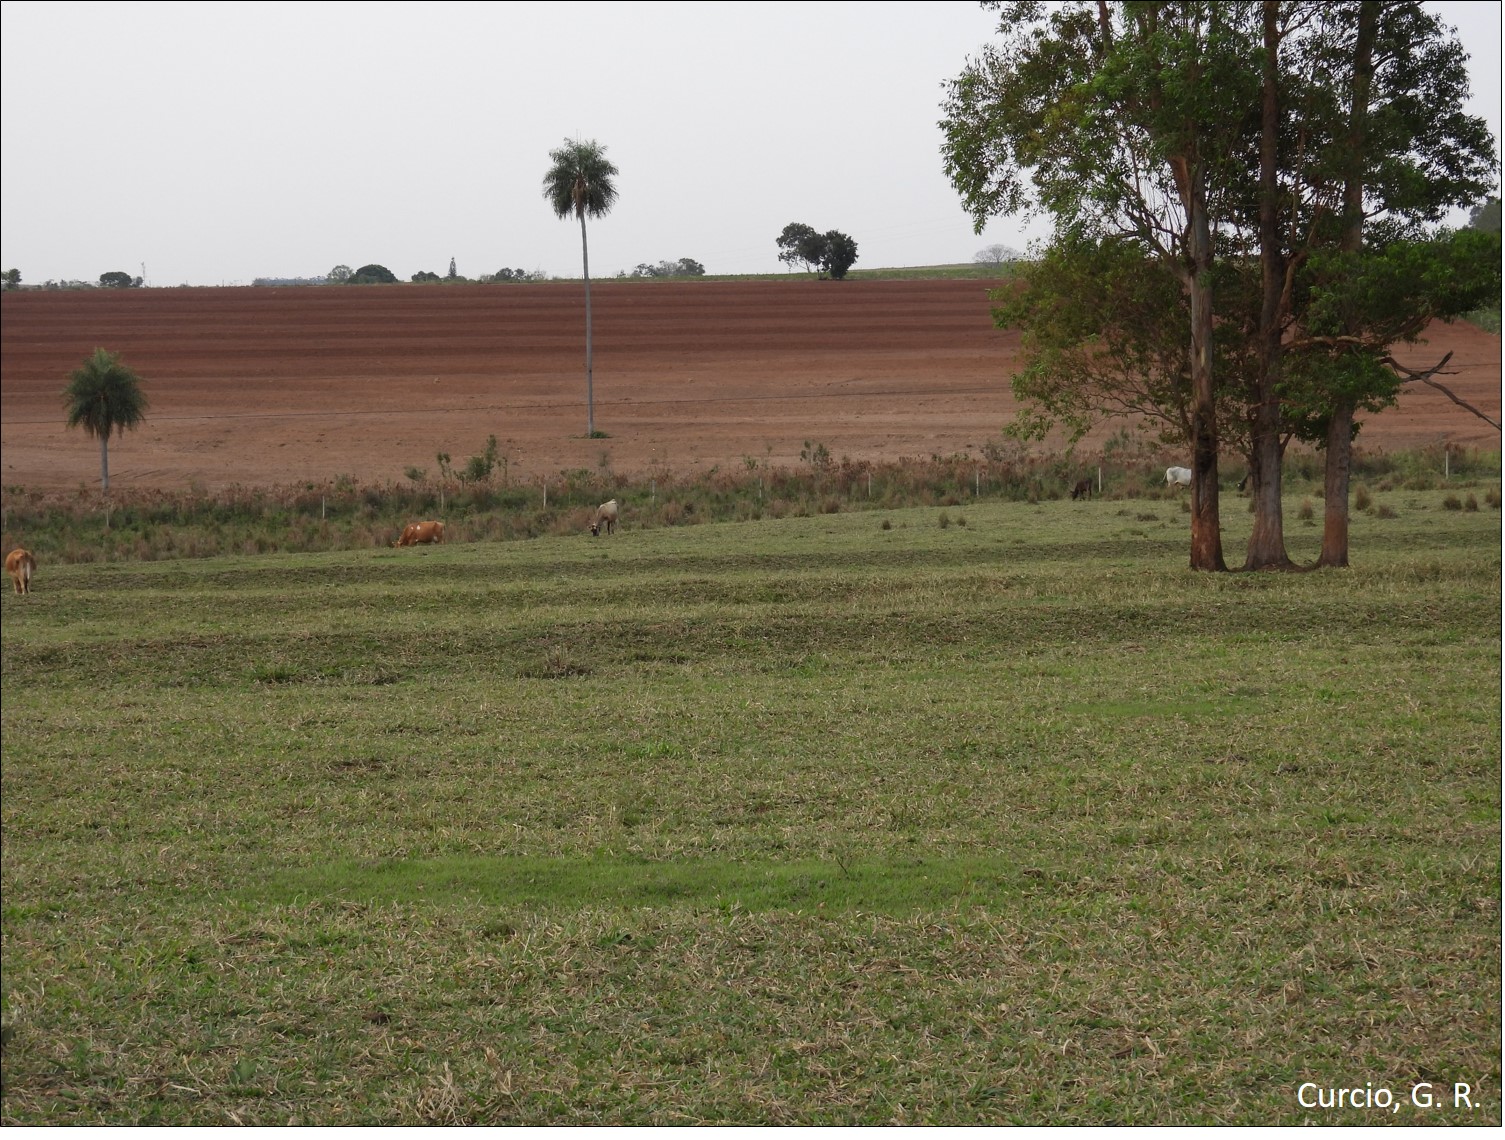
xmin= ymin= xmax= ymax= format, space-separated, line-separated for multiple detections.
xmin=776 ymin=223 xmax=859 ymax=279
xmin=348 ymin=264 xmax=398 ymax=285
xmin=1467 ymin=196 xmax=1501 ymax=232
xmin=942 ymin=0 xmax=1497 ymax=570
xmin=62 ymin=348 xmax=149 ymax=492
xmin=776 ymin=223 xmax=823 ymax=274
xmin=623 ymin=258 xmax=706 ymax=278
xmin=973 ymin=244 xmax=1020 ymax=265
xmin=99 ymin=271 xmax=140 ymax=288
xmin=326 ymin=265 xmax=352 ymax=284
xmin=945 ymin=0 xmax=1258 ymax=570
xmin=485 ymin=268 xmax=545 ymax=283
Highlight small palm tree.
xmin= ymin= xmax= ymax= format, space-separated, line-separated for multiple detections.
xmin=543 ymin=138 xmax=619 ymax=437
xmin=62 ymin=348 xmax=149 ymax=492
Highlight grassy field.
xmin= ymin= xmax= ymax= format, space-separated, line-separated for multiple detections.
xmin=2 ymin=489 xmax=1499 ymax=1125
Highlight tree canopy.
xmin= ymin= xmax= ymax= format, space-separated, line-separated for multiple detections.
xmin=623 ymin=258 xmax=706 ymax=279
xmin=62 ymin=348 xmax=149 ymax=492
xmin=1468 ymin=195 xmax=1500 ymax=233
xmin=775 ymin=223 xmax=859 ymax=279
xmin=348 ymin=264 xmax=398 ymax=285
xmin=942 ymin=0 xmax=1498 ymax=570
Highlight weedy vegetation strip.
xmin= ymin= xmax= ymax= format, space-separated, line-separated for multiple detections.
xmin=1 ymin=493 xmax=1499 ymax=1124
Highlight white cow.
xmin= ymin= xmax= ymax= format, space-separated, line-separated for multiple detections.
xmin=1165 ymin=466 xmax=1192 ymax=487
xmin=589 ymin=499 xmax=620 ymax=536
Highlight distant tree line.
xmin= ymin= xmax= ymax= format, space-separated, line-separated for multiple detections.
xmin=617 ymin=258 xmax=706 ymax=279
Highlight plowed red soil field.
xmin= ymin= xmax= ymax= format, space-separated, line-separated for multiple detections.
xmin=2 ymin=279 xmax=1498 ymax=491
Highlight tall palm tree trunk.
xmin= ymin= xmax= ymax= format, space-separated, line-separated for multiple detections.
xmin=580 ymin=213 xmax=594 ymax=438
xmin=100 ymin=434 xmax=110 ymax=492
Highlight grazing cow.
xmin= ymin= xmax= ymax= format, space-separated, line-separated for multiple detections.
xmin=6 ymin=548 xmax=36 ymax=595
xmin=1165 ymin=466 xmax=1193 ymax=488
xmin=1237 ymin=473 xmax=1251 ymax=493
xmin=394 ymin=520 xmax=445 ymax=547
xmin=1071 ymin=478 xmax=1093 ymax=501
xmin=590 ymin=499 xmax=620 ymax=536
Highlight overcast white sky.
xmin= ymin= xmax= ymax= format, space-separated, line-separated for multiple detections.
xmin=1 ymin=1 xmax=1499 ymax=287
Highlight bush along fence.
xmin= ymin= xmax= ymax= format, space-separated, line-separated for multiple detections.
xmin=2 ymin=445 xmax=1499 ymax=566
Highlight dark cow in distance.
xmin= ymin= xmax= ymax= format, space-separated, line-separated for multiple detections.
xmin=1070 ymin=478 xmax=1093 ymax=501
xmin=394 ymin=520 xmax=445 ymax=547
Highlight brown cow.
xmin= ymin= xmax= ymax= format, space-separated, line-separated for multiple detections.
xmin=6 ymin=548 xmax=36 ymax=595
xmin=589 ymin=499 xmax=619 ymax=536
xmin=394 ymin=520 xmax=445 ymax=547
xmin=1070 ymin=478 xmax=1093 ymax=501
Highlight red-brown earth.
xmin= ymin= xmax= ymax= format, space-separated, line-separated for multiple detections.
xmin=1 ymin=279 xmax=1498 ymax=492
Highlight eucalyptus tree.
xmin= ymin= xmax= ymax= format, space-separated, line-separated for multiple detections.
xmin=944 ymin=0 xmax=1495 ymax=572
xmin=62 ymin=348 xmax=149 ymax=492
xmin=1269 ymin=1 xmax=1496 ymax=567
xmin=543 ymin=138 xmax=619 ymax=437
xmin=944 ymin=0 xmax=1261 ymax=570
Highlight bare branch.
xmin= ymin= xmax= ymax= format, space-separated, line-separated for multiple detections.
xmin=1383 ymin=351 xmax=1501 ymax=431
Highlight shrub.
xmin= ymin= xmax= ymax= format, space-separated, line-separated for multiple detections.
xmin=1442 ymin=494 xmax=1463 ymax=511
xmin=1354 ymin=486 xmax=1373 ymax=512
xmin=1298 ymin=499 xmax=1314 ymax=521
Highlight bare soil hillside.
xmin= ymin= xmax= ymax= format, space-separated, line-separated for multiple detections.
xmin=2 ymin=280 xmax=1498 ymax=491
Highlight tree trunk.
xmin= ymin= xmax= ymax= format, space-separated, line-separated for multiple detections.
xmin=99 ymin=432 xmax=110 ymax=492
xmin=580 ymin=212 xmax=594 ymax=438
xmin=1186 ymin=173 xmax=1226 ymax=573
xmin=1246 ymin=0 xmax=1293 ymax=570
xmin=1317 ymin=0 xmax=1377 ymax=569
xmin=1319 ymin=397 xmax=1355 ymax=567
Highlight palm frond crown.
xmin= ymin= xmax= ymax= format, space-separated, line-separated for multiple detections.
xmin=543 ymin=139 xmax=620 ymax=221
xmin=62 ymin=348 xmax=149 ymax=440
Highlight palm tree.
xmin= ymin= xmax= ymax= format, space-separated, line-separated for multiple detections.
xmin=62 ymin=348 xmax=149 ymax=492
xmin=543 ymin=138 xmax=619 ymax=437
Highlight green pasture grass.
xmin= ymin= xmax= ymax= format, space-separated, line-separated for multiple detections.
xmin=2 ymin=494 xmax=1499 ymax=1124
